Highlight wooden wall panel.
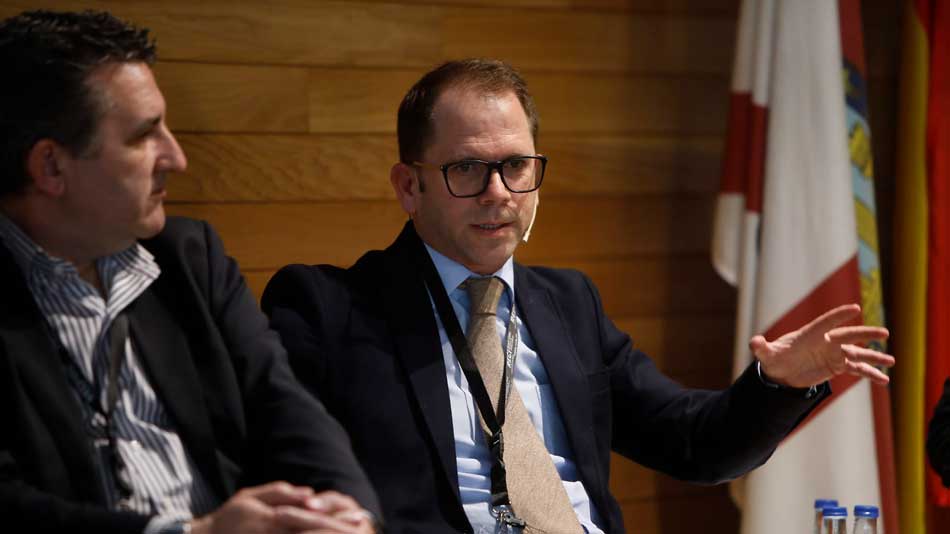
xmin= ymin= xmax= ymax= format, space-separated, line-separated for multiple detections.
xmin=610 ymin=455 xmax=730 ymax=502
xmin=0 ymin=1 xmax=444 ymax=68
xmin=0 ymin=1 xmax=734 ymax=74
xmin=439 ymin=10 xmax=733 ymax=73
xmin=531 ymin=72 xmax=729 ymax=134
xmin=171 ymin=133 xmax=720 ymax=202
xmin=353 ymin=0 xmax=738 ymax=14
xmin=560 ymin=256 xmax=733 ymax=317
xmin=152 ymin=62 xmax=728 ymax=135
xmin=173 ymin=134 xmax=397 ymax=202
xmin=166 ymin=195 xmax=714 ymax=269
xmin=308 ymin=69 xmax=420 ymax=134
xmin=155 ymin=63 xmax=310 ymax=133
xmin=314 ymin=68 xmax=732 ymax=134
xmin=615 ymin=492 xmax=740 ymax=534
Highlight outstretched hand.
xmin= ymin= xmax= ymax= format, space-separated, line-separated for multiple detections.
xmin=750 ymin=304 xmax=894 ymax=389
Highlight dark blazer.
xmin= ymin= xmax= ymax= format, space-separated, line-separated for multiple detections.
xmin=0 ymin=217 xmax=379 ymax=533
xmin=262 ymin=222 xmax=828 ymax=534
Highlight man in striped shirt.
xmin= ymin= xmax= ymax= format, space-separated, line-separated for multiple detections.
xmin=0 ymin=10 xmax=379 ymax=534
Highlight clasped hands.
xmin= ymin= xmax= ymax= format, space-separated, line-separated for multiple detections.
xmin=751 ymin=304 xmax=895 ymax=389
xmin=190 ymin=482 xmax=375 ymax=534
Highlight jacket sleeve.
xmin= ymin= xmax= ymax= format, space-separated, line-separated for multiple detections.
xmin=578 ymin=272 xmax=828 ymax=483
xmin=197 ymin=221 xmax=381 ymax=518
xmin=0 ymin=461 xmax=149 ymax=534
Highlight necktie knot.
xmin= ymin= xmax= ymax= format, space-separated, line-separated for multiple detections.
xmin=464 ymin=276 xmax=504 ymax=316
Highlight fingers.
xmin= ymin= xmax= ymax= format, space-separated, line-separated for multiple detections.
xmin=239 ymin=481 xmax=314 ymax=507
xmin=305 ymin=491 xmax=362 ymax=515
xmin=842 ymin=344 xmax=895 ymax=368
xmin=274 ymin=504 xmax=366 ymax=533
xmin=804 ymin=303 xmax=862 ymax=336
xmin=825 ymin=325 xmax=890 ymax=346
xmin=274 ymin=505 xmax=342 ymax=530
xmin=844 ymin=360 xmax=891 ymax=385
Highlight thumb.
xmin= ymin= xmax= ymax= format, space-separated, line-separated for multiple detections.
xmin=749 ymin=335 xmax=769 ymax=357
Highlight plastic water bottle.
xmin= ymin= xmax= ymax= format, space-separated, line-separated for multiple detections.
xmin=823 ymin=506 xmax=848 ymax=534
xmin=815 ymin=499 xmax=839 ymax=534
xmin=853 ymin=505 xmax=879 ymax=534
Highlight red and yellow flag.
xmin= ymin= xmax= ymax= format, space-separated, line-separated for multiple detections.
xmin=894 ymin=0 xmax=950 ymax=531
xmin=712 ymin=1 xmax=897 ymax=532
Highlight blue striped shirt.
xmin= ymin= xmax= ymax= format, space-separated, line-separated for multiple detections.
xmin=0 ymin=215 xmax=218 ymax=530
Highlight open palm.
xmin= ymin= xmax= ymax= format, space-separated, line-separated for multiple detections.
xmin=750 ymin=304 xmax=894 ymax=389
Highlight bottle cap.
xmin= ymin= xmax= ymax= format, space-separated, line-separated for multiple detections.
xmin=854 ymin=505 xmax=880 ymax=518
xmin=814 ymin=499 xmax=839 ymax=509
xmin=823 ymin=506 xmax=848 ymax=517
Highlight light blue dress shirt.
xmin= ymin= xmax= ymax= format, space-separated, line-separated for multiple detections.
xmin=424 ymin=244 xmax=604 ymax=534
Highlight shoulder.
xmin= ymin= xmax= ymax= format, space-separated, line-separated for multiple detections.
xmin=139 ymin=217 xmax=237 ymax=293
xmin=140 ymin=216 xmax=219 ymax=267
xmin=149 ymin=216 xmax=210 ymax=245
xmin=261 ymin=249 xmax=387 ymax=314
xmin=516 ymin=263 xmax=598 ymax=299
xmin=515 ymin=263 xmax=607 ymax=328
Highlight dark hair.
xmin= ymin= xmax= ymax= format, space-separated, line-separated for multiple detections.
xmin=0 ymin=10 xmax=156 ymax=195
xmin=396 ymin=58 xmax=539 ymax=164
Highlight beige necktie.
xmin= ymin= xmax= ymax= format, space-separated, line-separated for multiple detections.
xmin=464 ymin=277 xmax=583 ymax=534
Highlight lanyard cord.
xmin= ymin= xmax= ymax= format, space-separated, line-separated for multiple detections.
xmin=411 ymin=239 xmax=520 ymax=513
xmin=55 ymin=313 xmax=133 ymax=501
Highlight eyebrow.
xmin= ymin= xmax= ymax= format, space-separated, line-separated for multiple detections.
xmin=128 ymin=115 xmax=162 ymax=140
xmin=449 ymin=154 xmax=529 ymax=162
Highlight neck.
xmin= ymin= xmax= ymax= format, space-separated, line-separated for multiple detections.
xmin=77 ymin=261 xmax=105 ymax=296
xmin=1 ymin=199 xmax=107 ymax=295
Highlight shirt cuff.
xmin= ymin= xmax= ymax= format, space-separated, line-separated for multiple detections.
xmin=756 ymin=360 xmax=821 ymax=399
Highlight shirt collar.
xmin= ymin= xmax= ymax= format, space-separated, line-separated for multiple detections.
xmin=0 ymin=211 xmax=59 ymax=278
xmin=423 ymin=243 xmax=515 ymax=303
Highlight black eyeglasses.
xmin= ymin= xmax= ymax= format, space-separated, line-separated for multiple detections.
xmin=412 ymin=155 xmax=547 ymax=198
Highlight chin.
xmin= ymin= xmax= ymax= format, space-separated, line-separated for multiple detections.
xmin=136 ymin=210 xmax=167 ymax=239
xmin=472 ymin=249 xmax=516 ymax=274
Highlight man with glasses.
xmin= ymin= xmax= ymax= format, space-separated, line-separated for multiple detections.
xmin=263 ymin=59 xmax=894 ymax=533
xmin=0 ymin=10 xmax=379 ymax=534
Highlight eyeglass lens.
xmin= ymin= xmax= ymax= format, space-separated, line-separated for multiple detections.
xmin=445 ymin=157 xmax=543 ymax=197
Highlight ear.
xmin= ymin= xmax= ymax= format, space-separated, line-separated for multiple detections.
xmin=390 ymin=162 xmax=420 ymax=216
xmin=25 ymin=139 xmax=68 ymax=197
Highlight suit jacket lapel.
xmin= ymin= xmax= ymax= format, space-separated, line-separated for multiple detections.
xmin=0 ymin=244 xmax=106 ymax=503
xmin=125 ymin=284 xmax=228 ymax=498
xmin=514 ymin=265 xmax=609 ymax=511
xmin=380 ymin=223 xmax=461 ymax=502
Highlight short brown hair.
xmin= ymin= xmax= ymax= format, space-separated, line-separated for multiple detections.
xmin=0 ymin=10 xmax=156 ymax=196
xmin=396 ymin=58 xmax=539 ymax=163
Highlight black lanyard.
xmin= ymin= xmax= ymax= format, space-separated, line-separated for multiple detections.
xmin=57 ymin=314 xmax=134 ymax=502
xmin=411 ymin=238 xmax=525 ymax=528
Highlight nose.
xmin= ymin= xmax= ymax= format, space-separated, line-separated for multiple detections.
xmin=158 ymin=123 xmax=188 ymax=172
xmin=478 ymin=168 xmax=511 ymax=204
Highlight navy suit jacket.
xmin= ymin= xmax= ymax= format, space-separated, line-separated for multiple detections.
xmin=262 ymin=221 xmax=828 ymax=533
xmin=0 ymin=217 xmax=379 ymax=533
